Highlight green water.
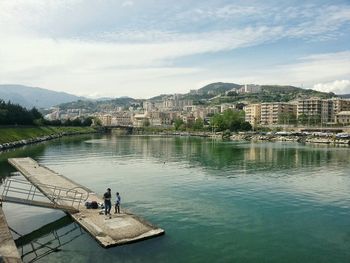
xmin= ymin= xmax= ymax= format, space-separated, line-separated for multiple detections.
xmin=1 ymin=135 xmax=350 ymax=262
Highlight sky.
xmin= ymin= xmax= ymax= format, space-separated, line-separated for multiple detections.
xmin=0 ymin=0 xmax=350 ymax=99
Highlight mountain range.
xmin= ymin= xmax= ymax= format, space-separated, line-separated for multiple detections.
xmin=0 ymin=83 xmax=347 ymax=110
xmin=0 ymin=84 xmax=84 ymax=108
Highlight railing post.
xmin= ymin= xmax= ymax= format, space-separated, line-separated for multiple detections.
xmin=57 ymin=189 xmax=62 ymax=204
xmin=32 ymin=187 xmax=36 ymax=200
xmin=72 ymin=191 xmax=77 ymax=207
xmin=4 ymin=179 xmax=11 ymax=197
xmin=27 ymin=185 xmax=33 ymax=200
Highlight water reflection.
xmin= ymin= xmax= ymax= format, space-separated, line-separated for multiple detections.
xmin=1 ymin=135 xmax=350 ymax=263
xmin=11 ymin=216 xmax=84 ymax=263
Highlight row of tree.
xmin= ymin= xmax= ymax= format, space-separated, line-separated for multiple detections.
xmin=0 ymin=100 xmax=43 ymax=125
xmin=173 ymin=109 xmax=252 ymax=132
xmin=0 ymin=100 xmax=93 ymax=126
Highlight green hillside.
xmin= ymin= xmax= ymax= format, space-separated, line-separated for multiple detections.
xmin=197 ymin=82 xmax=241 ymax=94
xmin=57 ymin=82 xmax=337 ymax=110
xmin=59 ymin=97 xmax=141 ymax=111
xmin=209 ymin=85 xmax=335 ymax=105
xmin=0 ymin=126 xmax=95 ymax=144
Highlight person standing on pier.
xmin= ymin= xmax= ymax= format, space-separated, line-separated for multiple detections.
xmin=103 ymin=188 xmax=112 ymax=217
xmin=115 ymin=192 xmax=121 ymax=214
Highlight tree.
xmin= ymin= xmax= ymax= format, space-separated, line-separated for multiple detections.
xmin=174 ymin=118 xmax=184 ymax=130
xmin=143 ymin=119 xmax=150 ymax=127
xmin=0 ymin=100 xmax=42 ymax=125
xmin=278 ymin=112 xmax=297 ymax=125
xmin=240 ymin=121 xmax=252 ymax=131
xmin=30 ymin=107 xmax=43 ymax=120
xmin=211 ymin=109 xmax=251 ymax=132
xmin=193 ymin=118 xmax=204 ymax=130
xmin=298 ymin=114 xmax=309 ymax=125
xmin=82 ymin=117 xmax=93 ymax=126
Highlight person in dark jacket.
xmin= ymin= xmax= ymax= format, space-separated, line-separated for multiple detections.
xmin=103 ymin=188 xmax=112 ymax=216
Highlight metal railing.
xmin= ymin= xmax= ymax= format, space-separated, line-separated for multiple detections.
xmin=10 ymin=218 xmax=84 ymax=263
xmin=1 ymin=177 xmax=89 ymax=210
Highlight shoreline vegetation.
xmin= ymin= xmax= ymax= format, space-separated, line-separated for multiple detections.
xmin=0 ymin=126 xmax=97 ymax=151
xmin=1 ymin=125 xmax=349 ymax=152
xmin=140 ymin=129 xmax=350 ymax=146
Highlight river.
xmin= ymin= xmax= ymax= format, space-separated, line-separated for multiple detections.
xmin=1 ymin=134 xmax=350 ymax=262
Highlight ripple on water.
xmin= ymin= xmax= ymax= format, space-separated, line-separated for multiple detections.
xmin=2 ymin=135 xmax=350 ymax=263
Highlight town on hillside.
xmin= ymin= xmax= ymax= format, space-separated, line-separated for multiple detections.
xmin=43 ymin=84 xmax=350 ymax=130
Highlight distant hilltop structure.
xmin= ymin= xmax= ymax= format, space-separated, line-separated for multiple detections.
xmin=237 ymin=84 xmax=262 ymax=94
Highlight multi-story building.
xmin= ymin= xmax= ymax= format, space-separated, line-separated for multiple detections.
xmin=192 ymin=107 xmax=208 ymax=120
xmin=335 ymin=111 xmax=350 ymax=125
xmin=220 ymin=103 xmax=236 ymax=113
xmin=207 ymin=106 xmax=220 ymax=115
xmin=333 ymin=98 xmax=350 ymax=119
xmin=298 ymin=98 xmax=350 ymax=123
xmin=101 ymin=114 xmax=112 ymax=126
xmin=244 ymin=104 xmax=261 ymax=126
xmin=133 ymin=113 xmax=148 ymax=127
xmin=297 ymin=98 xmax=322 ymax=118
xmin=143 ymin=101 xmax=154 ymax=111
xmin=260 ymin=102 xmax=297 ymax=125
xmin=114 ymin=111 xmax=133 ymax=126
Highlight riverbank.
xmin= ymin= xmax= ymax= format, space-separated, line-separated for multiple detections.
xmin=230 ymin=133 xmax=350 ymax=146
xmin=0 ymin=126 xmax=97 ymax=151
xmin=147 ymin=130 xmax=350 ymax=146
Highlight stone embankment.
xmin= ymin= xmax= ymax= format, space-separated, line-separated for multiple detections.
xmin=230 ymin=134 xmax=350 ymax=145
xmin=0 ymin=131 xmax=96 ymax=151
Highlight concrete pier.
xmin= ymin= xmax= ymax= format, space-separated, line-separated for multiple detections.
xmin=7 ymin=157 xmax=164 ymax=248
xmin=0 ymin=207 xmax=22 ymax=263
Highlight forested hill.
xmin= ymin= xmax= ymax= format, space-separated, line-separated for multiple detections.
xmin=197 ymin=82 xmax=241 ymax=94
xmin=208 ymin=84 xmax=335 ymax=105
xmin=58 ymin=83 xmax=336 ymax=109
xmin=149 ymin=82 xmax=335 ymax=104
xmin=58 ymin=97 xmax=140 ymax=111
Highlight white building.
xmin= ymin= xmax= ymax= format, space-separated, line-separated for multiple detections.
xmin=237 ymin=84 xmax=262 ymax=94
xmin=335 ymin=111 xmax=350 ymax=125
xmin=220 ymin=103 xmax=236 ymax=113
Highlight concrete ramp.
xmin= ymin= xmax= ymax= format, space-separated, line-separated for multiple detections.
xmin=8 ymin=157 xmax=165 ymax=248
xmin=0 ymin=207 xmax=22 ymax=263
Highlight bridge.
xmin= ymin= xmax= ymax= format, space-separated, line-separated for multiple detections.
xmin=100 ymin=125 xmax=145 ymax=134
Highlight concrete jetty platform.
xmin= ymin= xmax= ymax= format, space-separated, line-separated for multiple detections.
xmin=0 ymin=207 xmax=22 ymax=263
xmin=7 ymin=157 xmax=165 ymax=248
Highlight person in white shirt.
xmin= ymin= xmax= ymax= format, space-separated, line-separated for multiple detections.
xmin=115 ymin=192 xmax=121 ymax=214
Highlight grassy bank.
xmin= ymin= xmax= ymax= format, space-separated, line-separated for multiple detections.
xmin=0 ymin=126 xmax=96 ymax=144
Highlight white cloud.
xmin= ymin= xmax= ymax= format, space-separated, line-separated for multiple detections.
xmin=122 ymin=1 xmax=134 ymax=7
xmin=0 ymin=26 xmax=284 ymax=96
xmin=0 ymin=1 xmax=350 ymax=98
xmin=195 ymin=51 xmax=350 ymax=90
xmin=313 ymin=80 xmax=350 ymax=94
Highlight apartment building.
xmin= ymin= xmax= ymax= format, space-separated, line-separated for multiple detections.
xmin=335 ymin=111 xmax=350 ymax=124
xmin=101 ymin=114 xmax=112 ymax=126
xmin=297 ymin=98 xmax=322 ymax=118
xmin=143 ymin=101 xmax=155 ymax=111
xmin=260 ymin=102 xmax=297 ymax=125
xmin=298 ymin=98 xmax=350 ymax=123
xmin=333 ymin=98 xmax=350 ymax=115
xmin=114 ymin=111 xmax=133 ymax=126
xmin=244 ymin=104 xmax=261 ymax=126
xmin=220 ymin=103 xmax=236 ymax=113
